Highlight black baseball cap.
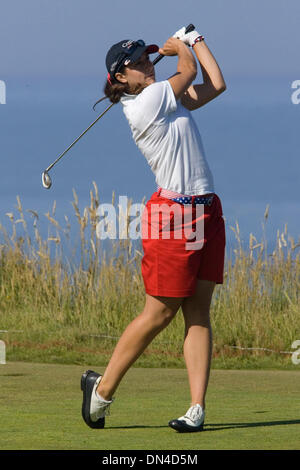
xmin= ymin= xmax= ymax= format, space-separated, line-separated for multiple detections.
xmin=106 ymin=39 xmax=159 ymax=81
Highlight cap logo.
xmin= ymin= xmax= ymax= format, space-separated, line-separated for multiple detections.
xmin=110 ymin=60 xmax=118 ymax=72
xmin=122 ymin=40 xmax=134 ymax=49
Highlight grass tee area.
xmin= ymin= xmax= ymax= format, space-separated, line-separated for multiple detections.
xmin=0 ymin=188 xmax=299 ymax=450
xmin=1 ymin=362 xmax=300 ymax=450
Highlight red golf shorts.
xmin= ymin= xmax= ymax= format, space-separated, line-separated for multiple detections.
xmin=141 ymin=190 xmax=226 ymax=297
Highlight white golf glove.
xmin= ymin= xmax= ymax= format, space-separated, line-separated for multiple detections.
xmin=173 ymin=27 xmax=202 ymax=47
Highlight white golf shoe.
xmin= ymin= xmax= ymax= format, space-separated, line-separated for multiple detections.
xmin=81 ymin=370 xmax=114 ymax=428
xmin=168 ymin=404 xmax=205 ymax=432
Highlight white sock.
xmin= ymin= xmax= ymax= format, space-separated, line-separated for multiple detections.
xmin=95 ymin=390 xmax=111 ymax=402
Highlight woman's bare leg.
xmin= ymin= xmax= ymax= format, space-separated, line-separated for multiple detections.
xmin=181 ymin=280 xmax=216 ymax=409
xmin=97 ymin=294 xmax=183 ymax=400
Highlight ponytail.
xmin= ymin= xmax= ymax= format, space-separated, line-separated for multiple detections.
xmin=92 ymin=79 xmax=128 ymax=111
xmin=103 ymin=79 xmax=129 ymax=104
xmin=93 ymin=77 xmax=145 ymax=110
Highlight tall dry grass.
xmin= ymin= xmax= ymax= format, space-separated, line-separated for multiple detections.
xmin=0 ymin=183 xmax=299 ymax=365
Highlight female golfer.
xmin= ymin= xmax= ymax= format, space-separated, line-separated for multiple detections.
xmin=81 ymin=25 xmax=226 ymax=432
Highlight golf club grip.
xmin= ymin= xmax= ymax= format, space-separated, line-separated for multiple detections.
xmin=152 ymin=23 xmax=195 ymax=66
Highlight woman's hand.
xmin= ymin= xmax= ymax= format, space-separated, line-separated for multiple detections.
xmin=173 ymin=27 xmax=202 ymax=48
xmin=158 ymin=37 xmax=186 ymax=57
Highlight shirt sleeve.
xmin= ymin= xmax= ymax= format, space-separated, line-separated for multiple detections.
xmin=129 ymin=80 xmax=177 ymax=132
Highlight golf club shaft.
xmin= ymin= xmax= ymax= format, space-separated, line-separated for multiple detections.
xmin=45 ymin=102 xmax=114 ymax=173
xmin=152 ymin=23 xmax=195 ymax=66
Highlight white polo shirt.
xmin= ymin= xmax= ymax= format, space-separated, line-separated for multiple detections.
xmin=120 ymin=80 xmax=214 ymax=195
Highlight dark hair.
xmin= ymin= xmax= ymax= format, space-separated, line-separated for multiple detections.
xmin=104 ymin=79 xmax=129 ymax=104
xmin=92 ymin=79 xmax=128 ymax=110
xmin=92 ymin=68 xmax=146 ymax=110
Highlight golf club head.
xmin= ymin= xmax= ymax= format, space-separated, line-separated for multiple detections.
xmin=42 ymin=171 xmax=52 ymax=189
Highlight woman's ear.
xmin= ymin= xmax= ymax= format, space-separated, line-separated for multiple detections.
xmin=115 ymin=72 xmax=128 ymax=84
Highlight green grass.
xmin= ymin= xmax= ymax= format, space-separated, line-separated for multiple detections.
xmin=0 ymin=362 xmax=299 ymax=450
xmin=3 ymin=336 xmax=299 ymax=370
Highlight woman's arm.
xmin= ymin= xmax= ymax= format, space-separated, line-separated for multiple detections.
xmin=181 ymin=39 xmax=226 ymax=110
xmin=158 ymin=38 xmax=197 ymax=101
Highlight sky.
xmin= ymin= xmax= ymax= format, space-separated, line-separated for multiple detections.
xmin=0 ymin=0 xmax=299 ymax=255
xmin=1 ymin=0 xmax=300 ymax=79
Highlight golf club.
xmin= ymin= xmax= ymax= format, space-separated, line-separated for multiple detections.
xmin=42 ymin=24 xmax=195 ymax=189
xmin=41 ymin=102 xmax=114 ymax=189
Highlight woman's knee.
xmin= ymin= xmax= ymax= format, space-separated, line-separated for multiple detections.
xmin=143 ymin=295 xmax=182 ymax=328
xmin=182 ymin=280 xmax=215 ymax=323
xmin=183 ymin=305 xmax=211 ymax=329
